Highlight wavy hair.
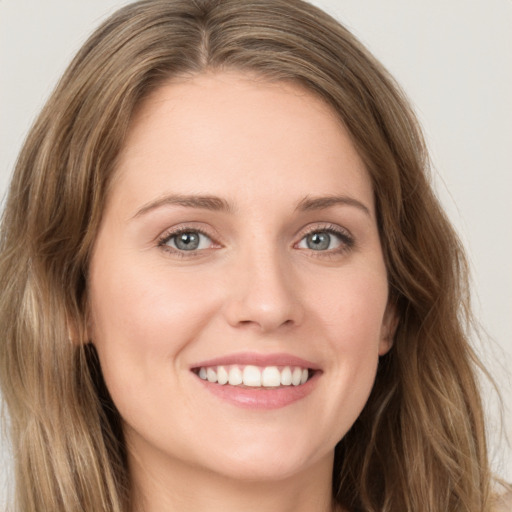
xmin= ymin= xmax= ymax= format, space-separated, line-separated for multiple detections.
xmin=0 ymin=0 xmax=494 ymax=510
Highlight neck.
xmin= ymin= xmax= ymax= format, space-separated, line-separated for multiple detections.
xmin=128 ymin=443 xmax=338 ymax=512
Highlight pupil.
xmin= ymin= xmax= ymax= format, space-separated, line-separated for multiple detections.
xmin=307 ymin=232 xmax=330 ymax=251
xmin=176 ymin=232 xmax=199 ymax=250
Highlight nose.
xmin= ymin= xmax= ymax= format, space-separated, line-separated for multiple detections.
xmin=222 ymin=247 xmax=304 ymax=333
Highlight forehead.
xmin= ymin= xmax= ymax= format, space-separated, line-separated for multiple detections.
xmin=110 ymin=71 xmax=374 ymax=215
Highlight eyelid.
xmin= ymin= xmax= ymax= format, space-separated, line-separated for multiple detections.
xmin=156 ymin=221 xmax=355 ymax=258
xmin=157 ymin=224 xmax=222 ymax=257
xmin=294 ymin=223 xmax=355 ymax=253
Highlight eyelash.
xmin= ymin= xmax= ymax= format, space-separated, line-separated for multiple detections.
xmin=157 ymin=224 xmax=355 ymax=258
xmin=297 ymin=224 xmax=355 ymax=257
xmin=157 ymin=227 xmax=217 ymax=258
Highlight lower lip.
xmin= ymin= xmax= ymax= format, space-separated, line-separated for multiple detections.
xmin=194 ymin=372 xmax=321 ymax=409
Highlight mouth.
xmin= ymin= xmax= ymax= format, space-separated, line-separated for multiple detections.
xmin=190 ymin=352 xmax=322 ymax=408
xmin=192 ymin=364 xmax=317 ymax=389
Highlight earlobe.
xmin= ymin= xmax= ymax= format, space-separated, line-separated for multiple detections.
xmin=378 ymin=302 xmax=398 ymax=356
xmin=67 ymin=313 xmax=91 ymax=346
xmin=67 ymin=322 xmax=83 ymax=345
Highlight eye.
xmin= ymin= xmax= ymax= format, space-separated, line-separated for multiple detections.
xmin=160 ymin=229 xmax=214 ymax=252
xmin=296 ymin=227 xmax=353 ymax=252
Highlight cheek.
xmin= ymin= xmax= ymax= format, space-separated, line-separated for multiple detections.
xmin=92 ymin=250 xmax=219 ymax=332
xmin=313 ymin=269 xmax=389 ymax=347
xmin=87 ymin=257 xmax=222 ymax=394
xmin=311 ymin=269 xmax=388 ymax=392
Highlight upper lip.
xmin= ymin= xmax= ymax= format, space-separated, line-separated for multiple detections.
xmin=190 ymin=352 xmax=321 ymax=370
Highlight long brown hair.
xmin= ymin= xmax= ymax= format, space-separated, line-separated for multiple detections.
xmin=0 ymin=0 xmax=493 ymax=510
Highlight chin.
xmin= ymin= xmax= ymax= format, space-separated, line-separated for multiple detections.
xmin=204 ymin=454 xmax=319 ymax=483
xmin=194 ymin=433 xmax=332 ymax=484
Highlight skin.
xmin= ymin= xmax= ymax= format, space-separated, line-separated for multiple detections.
xmin=88 ymin=72 xmax=396 ymax=512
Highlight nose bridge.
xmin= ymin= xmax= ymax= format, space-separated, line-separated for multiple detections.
xmin=223 ymin=238 xmax=302 ymax=331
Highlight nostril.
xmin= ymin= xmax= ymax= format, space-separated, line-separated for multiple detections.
xmin=223 ymin=284 xmax=304 ymax=332
xmin=236 ymin=317 xmax=295 ymax=331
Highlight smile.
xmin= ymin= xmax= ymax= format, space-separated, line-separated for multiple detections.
xmin=194 ymin=365 xmax=311 ymax=388
xmin=190 ymin=352 xmax=321 ymax=408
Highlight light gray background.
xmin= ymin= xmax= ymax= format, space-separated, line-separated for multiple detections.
xmin=1 ymin=0 xmax=511 ymax=502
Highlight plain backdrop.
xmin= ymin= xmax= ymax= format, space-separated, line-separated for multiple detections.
xmin=1 ymin=0 xmax=511 ymax=502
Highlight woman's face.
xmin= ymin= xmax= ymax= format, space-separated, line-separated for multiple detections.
xmin=88 ymin=72 xmax=395 ymax=484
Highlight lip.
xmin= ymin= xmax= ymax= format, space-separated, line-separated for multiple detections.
xmin=190 ymin=351 xmax=322 ymax=371
xmin=190 ymin=351 xmax=322 ymax=410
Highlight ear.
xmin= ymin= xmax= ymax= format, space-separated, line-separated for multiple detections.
xmin=378 ymin=300 xmax=398 ymax=356
xmin=67 ymin=321 xmax=81 ymax=345
xmin=67 ymin=311 xmax=91 ymax=346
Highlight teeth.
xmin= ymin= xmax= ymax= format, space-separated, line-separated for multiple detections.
xmin=261 ymin=366 xmax=281 ymax=387
xmin=243 ymin=365 xmax=261 ymax=387
xmin=228 ymin=366 xmax=243 ymax=385
xmin=217 ymin=365 xmax=229 ymax=385
xmin=280 ymin=367 xmax=292 ymax=386
xmin=196 ymin=364 xmax=312 ymax=388
xmin=292 ymin=367 xmax=303 ymax=386
xmin=206 ymin=367 xmax=217 ymax=383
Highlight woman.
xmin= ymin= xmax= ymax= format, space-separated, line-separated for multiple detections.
xmin=0 ymin=0 xmax=509 ymax=510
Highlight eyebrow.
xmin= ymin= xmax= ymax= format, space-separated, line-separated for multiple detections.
xmin=295 ymin=195 xmax=371 ymax=216
xmin=132 ymin=193 xmax=370 ymax=218
xmin=133 ymin=194 xmax=234 ymax=218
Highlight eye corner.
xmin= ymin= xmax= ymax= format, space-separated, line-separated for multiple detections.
xmin=157 ymin=225 xmax=222 ymax=257
xmin=294 ymin=224 xmax=355 ymax=256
